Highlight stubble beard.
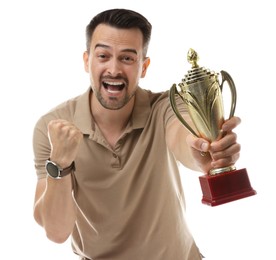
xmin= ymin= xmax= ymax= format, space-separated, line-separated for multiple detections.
xmin=95 ymin=87 xmax=136 ymax=110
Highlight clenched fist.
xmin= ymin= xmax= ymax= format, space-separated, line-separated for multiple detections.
xmin=47 ymin=119 xmax=83 ymax=168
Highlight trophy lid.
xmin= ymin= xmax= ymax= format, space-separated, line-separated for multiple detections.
xmin=181 ymin=48 xmax=218 ymax=85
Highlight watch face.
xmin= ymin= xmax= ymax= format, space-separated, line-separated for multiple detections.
xmin=46 ymin=161 xmax=60 ymax=178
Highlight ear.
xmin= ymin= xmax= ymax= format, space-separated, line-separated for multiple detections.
xmin=141 ymin=57 xmax=150 ymax=78
xmin=83 ymin=51 xmax=89 ymax=73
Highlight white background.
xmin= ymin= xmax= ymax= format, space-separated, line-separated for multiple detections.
xmin=0 ymin=0 xmax=275 ymax=259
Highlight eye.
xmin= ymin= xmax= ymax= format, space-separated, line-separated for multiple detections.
xmin=121 ymin=55 xmax=135 ymax=64
xmin=97 ymin=53 xmax=108 ymax=60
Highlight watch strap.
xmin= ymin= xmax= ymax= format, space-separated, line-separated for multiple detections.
xmin=59 ymin=161 xmax=75 ymax=177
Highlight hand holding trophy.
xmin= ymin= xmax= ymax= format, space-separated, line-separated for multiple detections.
xmin=170 ymin=48 xmax=256 ymax=206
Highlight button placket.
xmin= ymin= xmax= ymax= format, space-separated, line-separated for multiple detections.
xmin=110 ymin=139 xmax=123 ymax=168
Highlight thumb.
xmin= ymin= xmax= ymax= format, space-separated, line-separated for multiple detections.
xmin=186 ymin=134 xmax=210 ymax=152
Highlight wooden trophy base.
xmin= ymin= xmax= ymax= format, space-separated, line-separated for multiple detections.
xmin=199 ymin=168 xmax=256 ymax=206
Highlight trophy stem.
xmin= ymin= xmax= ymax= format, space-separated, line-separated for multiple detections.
xmin=209 ymin=165 xmax=236 ymax=175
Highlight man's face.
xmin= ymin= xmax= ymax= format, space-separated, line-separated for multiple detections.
xmin=83 ymin=24 xmax=150 ymax=110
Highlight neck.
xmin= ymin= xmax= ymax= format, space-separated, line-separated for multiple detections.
xmin=90 ymin=92 xmax=134 ymax=147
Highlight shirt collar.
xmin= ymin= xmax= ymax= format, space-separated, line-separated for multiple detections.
xmin=73 ymin=87 xmax=151 ymax=135
xmin=73 ymin=88 xmax=93 ymax=135
xmin=130 ymin=87 xmax=151 ymax=130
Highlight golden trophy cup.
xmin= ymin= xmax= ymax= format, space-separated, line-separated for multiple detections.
xmin=170 ymin=48 xmax=256 ymax=206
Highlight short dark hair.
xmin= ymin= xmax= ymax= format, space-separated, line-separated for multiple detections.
xmin=85 ymin=9 xmax=152 ymax=56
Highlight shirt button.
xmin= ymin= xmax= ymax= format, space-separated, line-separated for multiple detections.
xmin=113 ymin=153 xmax=118 ymax=158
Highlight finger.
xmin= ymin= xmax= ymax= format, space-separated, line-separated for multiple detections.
xmin=186 ymin=134 xmax=210 ymax=152
xmin=211 ymin=142 xmax=241 ymax=161
xmin=222 ymin=116 xmax=241 ymax=132
xmin=210 ymin=132 xmax=238 ymax=152
xmin=211 ymin=153 xmax=240 ymax=169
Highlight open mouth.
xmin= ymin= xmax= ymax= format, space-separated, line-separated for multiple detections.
xmin=103 ymin=81 xmax=125 ymax=94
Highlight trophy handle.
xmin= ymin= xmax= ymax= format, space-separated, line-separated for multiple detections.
xmin=220 ymin=70 xmax=237 ymax=119
xmin=169 ymin=84 xmax=199 ymax=137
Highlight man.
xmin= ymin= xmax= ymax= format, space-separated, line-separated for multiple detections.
xmin=33 ymin=8 xmax=241 ymax=259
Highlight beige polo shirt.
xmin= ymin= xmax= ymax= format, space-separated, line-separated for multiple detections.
xmin=33 ymin=87 xmax=202 ymax=260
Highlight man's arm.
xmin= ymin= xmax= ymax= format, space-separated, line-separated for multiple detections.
xmin=33 ymin=119 xmax=83 ymax=243
xmin=33 ymin=175 xmax=76 ymax=243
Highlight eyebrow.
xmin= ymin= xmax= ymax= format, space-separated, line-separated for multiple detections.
xmin=95 ymin=43 xmax=137 ymax=55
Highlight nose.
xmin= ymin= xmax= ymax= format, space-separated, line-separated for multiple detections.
xmin=107 ymin=59 xmax=122 ymax=76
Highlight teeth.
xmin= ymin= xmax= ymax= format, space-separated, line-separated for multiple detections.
xmin=104 ymin=81 xmax=123 ymax=86
xmin=107 ymin=89 xmax=120 ymax=93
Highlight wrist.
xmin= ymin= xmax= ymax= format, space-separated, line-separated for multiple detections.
xmin=46 ymin=159 xmax=75 ymax=179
